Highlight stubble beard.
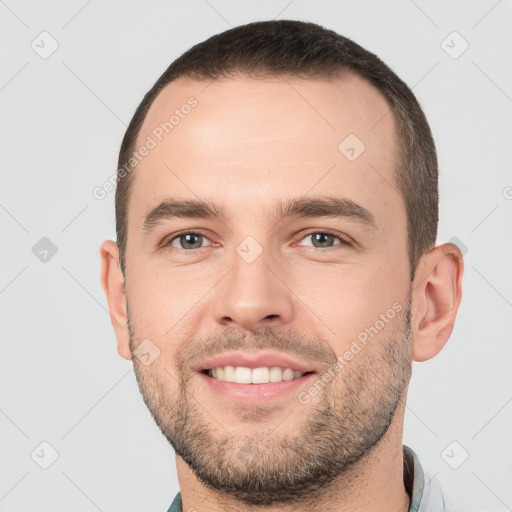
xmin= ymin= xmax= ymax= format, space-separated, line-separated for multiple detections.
xmin=128 ymin=292 xmax=413 ymax=508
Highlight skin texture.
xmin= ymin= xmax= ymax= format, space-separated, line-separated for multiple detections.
xmin=100 ymin=73 xmax=464 ymax=512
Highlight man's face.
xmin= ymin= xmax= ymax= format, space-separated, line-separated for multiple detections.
xmin=124 ymin=74 xmax=413 ymax=506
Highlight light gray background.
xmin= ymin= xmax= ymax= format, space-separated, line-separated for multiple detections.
xmin=1 ymin=1 xmax=511 ymax=511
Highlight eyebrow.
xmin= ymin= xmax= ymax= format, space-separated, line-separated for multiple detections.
xmin=142 ymin=196 xmax=378 ymax=233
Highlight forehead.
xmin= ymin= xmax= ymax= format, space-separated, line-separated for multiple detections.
xmin=129 ymin=73 xmax=401 ymax=231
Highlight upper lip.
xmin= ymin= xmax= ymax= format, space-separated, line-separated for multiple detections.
xmin=194 ymin=351 xmax=318 ymax=373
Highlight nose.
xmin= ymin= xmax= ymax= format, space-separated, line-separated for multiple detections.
xmin=211 ymin=244 xmax=295 ymax=332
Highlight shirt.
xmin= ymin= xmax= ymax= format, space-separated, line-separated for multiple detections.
xmin=166 ymin=444 xmax=446 ymax=512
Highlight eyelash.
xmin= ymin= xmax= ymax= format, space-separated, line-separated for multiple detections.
xmin=163 ymin=229 xmax=352 ymax=252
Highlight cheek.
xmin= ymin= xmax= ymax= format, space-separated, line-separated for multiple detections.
xmin=288 ymin=261 xmax=407 ymax=352
xmin=134 ymin=359 xmax=181 ymax=413
xmin=126 ymin=262 xmax=216 ymax=341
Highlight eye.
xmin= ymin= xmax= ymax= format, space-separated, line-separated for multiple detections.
xmin=163 ymin=230 xmax=350 ymax=252
xmin=296 ymin=230 xmax=350 ymax=249
xmin=166 ymin=232 xmax=213 ymax=250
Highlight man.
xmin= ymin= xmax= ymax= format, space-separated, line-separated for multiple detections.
xmin=100 ymin=20 xmax=463 ymax=512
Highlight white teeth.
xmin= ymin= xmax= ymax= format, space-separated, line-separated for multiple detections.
xmin=208 ymin=366 xmax=305 ymax=384
xmin=269 ymin=366 xmax=282 ymax=382
xmin=224 ymin=365 xmax=236 ymax=381
xmin=251 ymin=367 xmax=269 ymax=384
xmin=235 ymin=366 xmax=252 ymax=384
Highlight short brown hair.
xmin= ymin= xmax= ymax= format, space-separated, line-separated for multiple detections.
xmin=115 ymin=19 xmax=438 ymax=281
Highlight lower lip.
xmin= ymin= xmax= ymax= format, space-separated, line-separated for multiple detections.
xmin=197 ymin=371 xmax=317 ymax=403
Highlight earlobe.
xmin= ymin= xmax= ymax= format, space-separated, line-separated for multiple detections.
xmin=99 ymin=240 xmax=132 ymax=361
xmin=411 ymin=243 xmax=464 ymax=362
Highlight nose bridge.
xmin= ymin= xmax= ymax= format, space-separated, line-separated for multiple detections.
xmin=212 ymin=235 xmax=294 ymax=330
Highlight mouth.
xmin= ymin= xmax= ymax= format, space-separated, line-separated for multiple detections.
xmin=197 ymin=365 xmax=318 ymax=403
xmin=200 ymin=366 xmax=316 ymax=384
xmin=193 ymin=351 xmax=320 ymax=402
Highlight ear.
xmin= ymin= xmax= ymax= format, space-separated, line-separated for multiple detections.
xmin=411 ymin=242 xmax=464 ymax=362
xmin=99 ymin=240 xmax=131 ymax=360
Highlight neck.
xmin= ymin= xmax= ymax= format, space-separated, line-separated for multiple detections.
xmin=175 ymin=407 xmax=411 ymax=512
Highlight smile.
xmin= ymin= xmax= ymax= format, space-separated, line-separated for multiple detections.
xmin=203 ymin=365 xmax=312 ymax=384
